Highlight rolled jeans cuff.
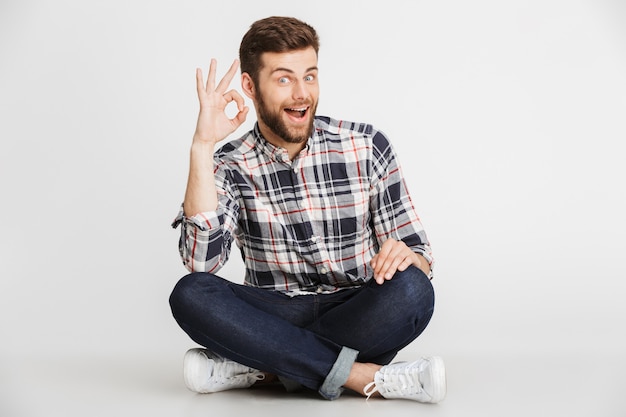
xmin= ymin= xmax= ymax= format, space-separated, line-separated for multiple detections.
xmin=318 ymin=346 xmax=359 ymax=400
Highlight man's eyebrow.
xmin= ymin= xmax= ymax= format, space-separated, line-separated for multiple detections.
xmin=271 ymin=66 xmax=319 ymax=74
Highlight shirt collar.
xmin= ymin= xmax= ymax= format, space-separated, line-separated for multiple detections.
xmin=250 ymin=122 xmax=316 ymax=163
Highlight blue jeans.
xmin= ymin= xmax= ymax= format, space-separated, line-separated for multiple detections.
xmin=169 ymin=266 xmax=434 ymax=400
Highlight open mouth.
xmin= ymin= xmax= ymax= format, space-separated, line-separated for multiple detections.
xmin=284 ymin=107 xmax=308 ymax=120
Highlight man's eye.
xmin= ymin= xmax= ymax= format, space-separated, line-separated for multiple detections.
xmin=304 ymin=75 xmax=315 ymax=82
xmin=278 ymin=77 xmax=290 ymax=84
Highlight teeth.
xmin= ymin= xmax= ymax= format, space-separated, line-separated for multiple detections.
xmin=287 ymin=108 xmax=307 ymax=111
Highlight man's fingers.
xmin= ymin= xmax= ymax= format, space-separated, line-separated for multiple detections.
xmin=196 ymin=68 xmax=204 ymax=96
xmin=372 ymin=239 xmax=417 ymax=284
xmin=196 ymin=58 xmax=243 ymax=99
xmin=232 ymin=105 xmax=249 ymax=127
xmin=373 ymin=240 xmax=393 ymax=273
xmin=376 ymin=244 xmax=403 ymax=273
xmin=206 ymin=58 xmax=217 ymax=91
xmin=381 ymin=253 xmax=404 ymax=279
xmin=222 ymin=89 xmax=249 ymax=126
xmin=215 ymin=59 xmax=240 ymax=94
xmin=396 ymin=257 xmax=412 ymax=272
xmin=223 ymin=89 xmax=246 ymax=111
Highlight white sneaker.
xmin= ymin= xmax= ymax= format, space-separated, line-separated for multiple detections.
xmin=183 ymin=348 xmax=265 ymax=393
xmin=363 ymin=356 xmax=446 ymax=403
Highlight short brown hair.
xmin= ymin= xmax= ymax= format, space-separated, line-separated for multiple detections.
xmin=239 ymin=16 xmax=320 ymax=85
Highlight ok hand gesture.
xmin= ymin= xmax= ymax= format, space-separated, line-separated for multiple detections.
xmin=193 ymin=59 xmax=249 ymax=145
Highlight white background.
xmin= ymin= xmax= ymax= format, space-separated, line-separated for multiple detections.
xmin=1 ymin=0 xmax=625 ymax=369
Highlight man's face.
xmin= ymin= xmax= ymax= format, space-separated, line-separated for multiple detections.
xmin=252 ymin=47 xmax=319 ymax=146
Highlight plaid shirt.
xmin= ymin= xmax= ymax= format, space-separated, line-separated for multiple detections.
xmin=172 ymin=116 xmax=433 ymax=294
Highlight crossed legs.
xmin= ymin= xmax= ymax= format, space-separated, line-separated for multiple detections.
xmin=169 ymin=266 xmax=435 ymax=399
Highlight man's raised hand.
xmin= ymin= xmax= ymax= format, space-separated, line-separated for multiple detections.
xmin=193 ymin=59 xmax=249 ymax=145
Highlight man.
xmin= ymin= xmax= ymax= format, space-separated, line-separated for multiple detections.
xmin=170 ymin=16 xmax=446 ymax=403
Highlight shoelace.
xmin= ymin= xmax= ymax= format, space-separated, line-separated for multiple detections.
xmin=363 ymin=381 xmax=379 ymax=399
xmin=363 ymin=362 xmax=425 ymax=400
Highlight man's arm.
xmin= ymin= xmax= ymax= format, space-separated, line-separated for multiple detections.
xmin=183 ymin=59 xmax=248 ymax=217
xmin=173 ymin=59 xmax=248 ymax=273
xmin=367 ymin=130 xmax=434 ymax=284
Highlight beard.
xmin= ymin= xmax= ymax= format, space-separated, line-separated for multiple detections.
xmin=255 ymin=89 xmax=317 ymax=144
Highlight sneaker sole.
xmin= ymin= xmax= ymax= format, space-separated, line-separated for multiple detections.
xmin=427 ymin=356 xmax=447 ymax=403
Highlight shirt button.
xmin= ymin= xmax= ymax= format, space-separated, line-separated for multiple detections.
xmin=320 ymin=267 xmax=328 ymax=274
xmin=311 ymin=235 xmax=320 ymax=243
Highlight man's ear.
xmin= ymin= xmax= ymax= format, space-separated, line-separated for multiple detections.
xmin=241 ymin=73 xmax=255 ymax=100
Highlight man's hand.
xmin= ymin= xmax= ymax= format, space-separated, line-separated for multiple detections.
xmin=193 ymin=59 xmax=249 ymax=145
xmin=370 ymin=238 xmax=431 ymax=284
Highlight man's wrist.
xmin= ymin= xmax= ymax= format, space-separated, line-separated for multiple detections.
xmin=191 ymin=138 xmax=217 ymax=151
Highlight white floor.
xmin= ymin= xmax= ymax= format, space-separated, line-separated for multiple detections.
xmin=2 ymin=349 xmax=624 ymax=417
